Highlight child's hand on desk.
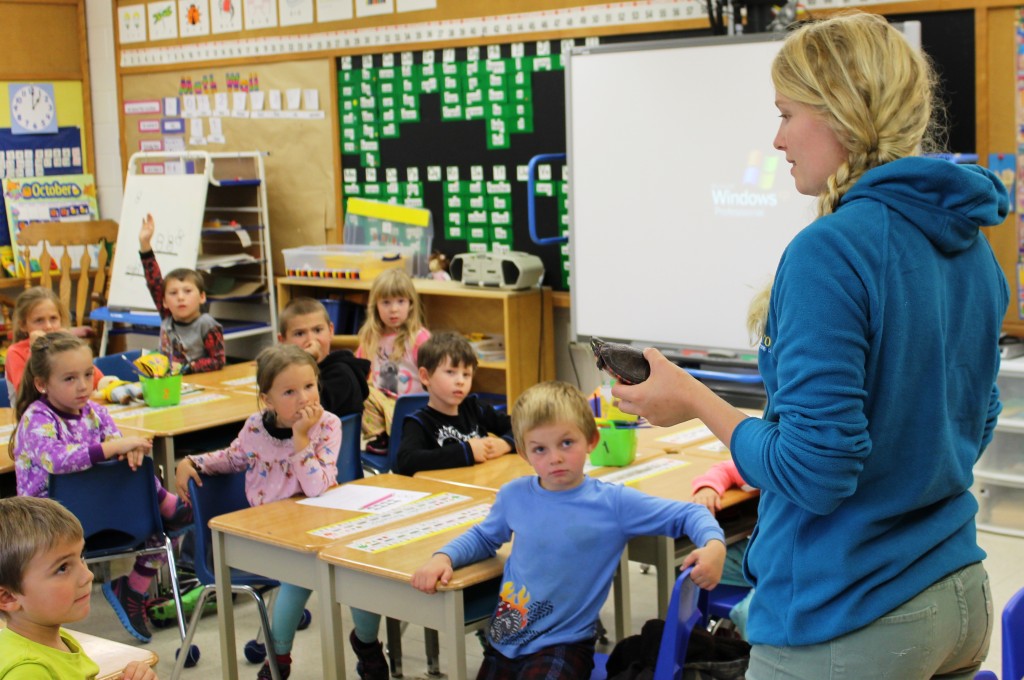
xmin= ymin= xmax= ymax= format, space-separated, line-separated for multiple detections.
xmin=469 ymin=437 xmax=511 ymax=463
xmin=102 ymin=437 xmax=153 ymax=471
xmin=121 ymin=660 xmax=157 ymax=680
xmin=412 ymin=553 xmax=454 ymax=594
xmin=683 ymin=539 xmax=726 ymax=590
xmin=175 ymin=458 xmax=201 ymax=505
xmin=693 ymin=487 xmax=722 ymax=515
xmin=139 ymin=213 xmax=155 ymax=252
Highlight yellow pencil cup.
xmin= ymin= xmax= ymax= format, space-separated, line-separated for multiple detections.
xmin=590 ymin=424 xmax=638 ymax=467
xmin=140 ymin=374 xmax=182 ymax=407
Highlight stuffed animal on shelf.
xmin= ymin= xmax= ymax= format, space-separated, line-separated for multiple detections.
xmin=429 ymin=250 xmax=451 ymax=281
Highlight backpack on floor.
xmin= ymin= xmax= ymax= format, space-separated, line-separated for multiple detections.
xmin=605 ymin=618 xmax=750 ymax=680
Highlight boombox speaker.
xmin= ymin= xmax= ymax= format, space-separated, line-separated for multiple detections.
xmin=449 ymin=251 xmax=545 ymax=290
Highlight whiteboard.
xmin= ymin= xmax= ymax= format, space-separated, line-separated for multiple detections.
xmin=107 ymin=173 xmax=209 ymax=311
xmin=567 ymin=36 xmax=817 ymax=355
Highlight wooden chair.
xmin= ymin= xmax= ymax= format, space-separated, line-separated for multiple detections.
xmin=14 ymin=220 xmax=118 ymax=352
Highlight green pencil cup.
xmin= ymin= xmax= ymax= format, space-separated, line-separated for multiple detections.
xmin=140 ymin=374 xmax=182 ymax=407
xmin=590 ymin=423 xmax=638 ymax=467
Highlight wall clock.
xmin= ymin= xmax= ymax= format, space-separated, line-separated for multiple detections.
xmin=8 ymin=83 xmax=58 ymax=135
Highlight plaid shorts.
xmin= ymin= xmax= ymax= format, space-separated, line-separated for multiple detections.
xmin=476 ymin=639 xmax=596 ymax=680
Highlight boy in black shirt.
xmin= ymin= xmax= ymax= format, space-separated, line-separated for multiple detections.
xmin=395 ymin=331 xmax=515 ymax=475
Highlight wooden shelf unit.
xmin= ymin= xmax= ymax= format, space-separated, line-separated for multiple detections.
xmin=276 ymin=277 xmax=554 ymax=403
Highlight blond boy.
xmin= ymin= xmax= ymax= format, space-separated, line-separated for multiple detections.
xmin=412 ymin=381 xmax=726 ymax=678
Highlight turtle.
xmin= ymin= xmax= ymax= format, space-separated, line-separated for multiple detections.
xmin=590 ymin=337 xmax=651 ymax=385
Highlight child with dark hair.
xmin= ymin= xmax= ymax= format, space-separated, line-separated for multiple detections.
xmin=139 ymin=213 xmax=224 ymax=373
xmin=394 ymin=331 xmax=515 ymax=476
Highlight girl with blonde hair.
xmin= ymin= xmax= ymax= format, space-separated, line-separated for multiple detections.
xmin=355 ymin=268 xmax=431 ymax=453
xmin=615 ymin=12 xmax=1005 ymax=678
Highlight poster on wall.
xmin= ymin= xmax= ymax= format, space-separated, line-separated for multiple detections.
xmin=316 ymin=0 xmax=352 ymax=21
xmin=2 ymin=174 xmax=99 ymax=277
xmin=244 ymin=0 xmax=278 ymax=29
xmin=118 ymin=4 xmax=149 ymax=43
xmin=148 ymin=1 xmax=179 ymax=40
xmin=279 ymin=0 xmax=314 ymax=26
xmin=212 ymin=0 xmax=243 ymax=32
xmin=179 ymin=0 xmax=211 ymax=37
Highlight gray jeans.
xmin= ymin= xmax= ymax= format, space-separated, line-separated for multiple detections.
xmin=746 ymin=561 xmax=992 ymax=680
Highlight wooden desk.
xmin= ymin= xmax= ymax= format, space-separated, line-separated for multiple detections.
xmin=210 ymin=474 xmax=495 ymax=680
xmin=184 ymin=361 xmax=257 ymax=393
xmin=0 ymin=621 xmax=157 ymax=680
xmin=413 ymin=425 xmax=675 ymax=492
xmin=72 ymin=629 xmax=159 ymax=680
xmin=317 ymin=486 xmax=504 ymax=680
xmin=112 ymin=389 xmax=256 ymax=493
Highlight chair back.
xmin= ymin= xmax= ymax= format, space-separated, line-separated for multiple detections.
xmin=49 ymin=457 xmax=163 ymax=558
xmin=387 ymin=393 xmax=431 ymax=470
xmin=17 ymin=220 xmax=118 ymax=352
xmin=1004 ymin=584 xmax=1024 ymax=680
xmin=653 ymin=566 xmax=702 ymax=680
xmin=94 ymin=349 xmax=143 ymax=381
xmin=188 ymin=472 xmax=252 ymax=586
xmin=338 ymin=412 xmax=363 ymax=483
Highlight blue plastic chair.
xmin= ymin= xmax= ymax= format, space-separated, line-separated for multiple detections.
xmin=592 ymin=566 xmax=700 ymax=680
xmin=975 ymin=583 xmax=1024 ymax=680
xmin=698 ymin=582 xmax=752 ymax=629
xmin=338 ymin=411 xmax=364 ymax=484
xmin=170 ymin=472 xmax=282 ymax=680
xmin=360 ymin=393 xmax=429 ymax=475
xmin=93 ymin=349 xmax=143 ymax=381
xmin=48 ymin=458 xmax=189 ymax=648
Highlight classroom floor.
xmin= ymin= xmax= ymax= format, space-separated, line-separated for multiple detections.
xmin=74 ymin=530 xmax=1022 ymax=679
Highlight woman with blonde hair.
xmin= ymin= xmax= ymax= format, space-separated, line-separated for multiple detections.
xmin=615 ymin=12 xmax=1005 ymax=678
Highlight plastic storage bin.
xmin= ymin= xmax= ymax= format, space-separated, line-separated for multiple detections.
xmin=972 ymin=480 xmax=1024 ymax=537
xmin=590 ymin=423 xmax=638 ymax=467
xmin=283 ymin=245 xmax=413 ymax=280
xmin=141 ymin=374 xmax=182 ymax=407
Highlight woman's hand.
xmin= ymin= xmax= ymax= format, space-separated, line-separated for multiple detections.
xmin=611 ymin=348 xmax=704 ymax=426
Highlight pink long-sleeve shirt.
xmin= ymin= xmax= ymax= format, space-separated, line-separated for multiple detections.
xmin=690 ymin=459 xmax=756 ymax=496
xmin=189 ymin=411 xmax=341 ymax=507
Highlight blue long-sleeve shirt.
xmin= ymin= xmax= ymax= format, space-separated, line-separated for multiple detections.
xmin=439 ymin=475 xmax=724 ymax=659
xmin=731 ymin=157 xmax=1009 ymax=646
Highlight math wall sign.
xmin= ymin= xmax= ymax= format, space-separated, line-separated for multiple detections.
xmin=2 ymin=174 xmax=99 ymax=276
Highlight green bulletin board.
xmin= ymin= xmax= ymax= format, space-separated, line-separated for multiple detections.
xmin=338 ymin=41 xmax=575 ymax=289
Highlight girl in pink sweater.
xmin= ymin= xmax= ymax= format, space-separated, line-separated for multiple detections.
xmin=175 ymin=344 xmax=340 ymax=679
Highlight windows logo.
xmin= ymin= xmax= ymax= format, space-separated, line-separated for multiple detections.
xmin=742 ymin=150 xmax=779 ymax=190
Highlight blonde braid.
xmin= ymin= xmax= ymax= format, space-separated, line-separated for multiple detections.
xmin=748 ymin=12 xmax=944 ymax=339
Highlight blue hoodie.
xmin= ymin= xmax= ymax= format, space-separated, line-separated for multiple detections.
xmin=731 ymin=157 xmax=1009 ymax=646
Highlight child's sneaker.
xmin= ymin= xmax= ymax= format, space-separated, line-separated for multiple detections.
xmin=162 ymin=498 xmax=194 ymax=536
xmin=102 ymin=576 xmax=152 ymax=642
xmin=349 ymin=629 xmax=389 ymax=679
xmin=256 ymin=653 xmax=291 ymax=679
xmin=364 ymin=434 xmax=389 ymax=455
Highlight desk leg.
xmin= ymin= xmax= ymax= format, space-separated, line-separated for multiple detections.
xmin=99 ymin=322 xmax=109 ymax=358
xmin=441 ymin=592 xmax=468 ymax=680
xmin=317 ymin=560 xmax=345 ymax=679
xmin=212 ymin=530 xmax=238 ymax=680
xmin=152 ymin=437 xmax=176 ymax=494
xmin=612 ymin=550 xmax=631 ymax=641
xmin=655 ymin=537 xmax=674 ymax=620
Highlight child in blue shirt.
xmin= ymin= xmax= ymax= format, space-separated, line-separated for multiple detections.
xmin=413 ymin=381 xmax=726 ymax=678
